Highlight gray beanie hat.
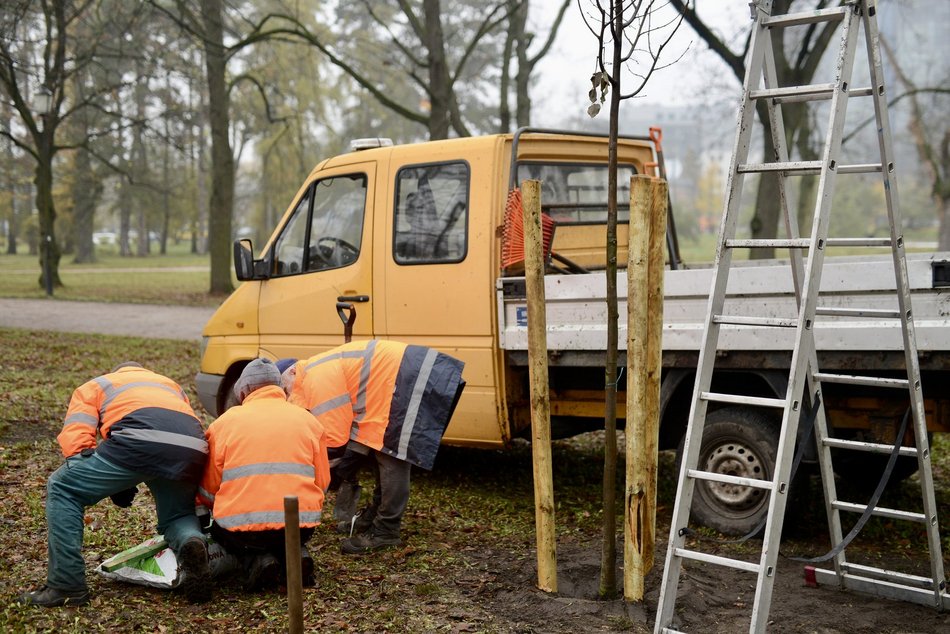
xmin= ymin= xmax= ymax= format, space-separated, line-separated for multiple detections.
xmin=234 ymin=358 xmax=282 ymax=403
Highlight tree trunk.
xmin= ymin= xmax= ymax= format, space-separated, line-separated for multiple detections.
xmin=35 ymin=146 xmax=62 ymax=290
xmin=599 ymin=0 xmax=624 ymax=600
xmin=423 ymin=0 xmax=451 ymax=140
xmin=201 ymin=0 xmax=235 ymax=294
xmin=512 ymin=1 xmax=531 ymax=129
xmin=72 ymin=145 xmax=99 ymax=264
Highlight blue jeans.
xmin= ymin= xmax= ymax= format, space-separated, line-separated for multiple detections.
xmin=46 ymin=452 xmax=203 ymax=591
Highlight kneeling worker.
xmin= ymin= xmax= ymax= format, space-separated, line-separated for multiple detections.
xmin=197 ymin=358 xmax=330 ymax=590
xmin=282 ymin=339 xmax=465 ymax=554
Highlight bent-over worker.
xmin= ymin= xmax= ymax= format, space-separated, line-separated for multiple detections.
xmin=282 ymin=339 xmax=465 ymax=554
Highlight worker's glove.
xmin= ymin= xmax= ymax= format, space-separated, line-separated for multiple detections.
xmin=110 ymin=487 xmax=137 ymax=508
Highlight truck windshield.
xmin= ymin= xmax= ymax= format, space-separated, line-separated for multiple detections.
xmin=272 ymin=174 xmax=368 ymax=276
xmin=516 ymin=162 xmax=636 ymax=225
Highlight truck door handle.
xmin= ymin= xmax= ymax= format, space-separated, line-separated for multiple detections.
xmin=337 ymin=295 xmax=369 ymax=302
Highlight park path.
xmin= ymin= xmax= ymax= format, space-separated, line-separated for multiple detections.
xmin=0 ymin=298 xmax=215 ymax=341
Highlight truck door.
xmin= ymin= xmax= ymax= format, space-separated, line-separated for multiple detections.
xmin=258 ymin=164 xmax=376 ymax=359
xmin=377 ymin=157 xmax=501 ymax=446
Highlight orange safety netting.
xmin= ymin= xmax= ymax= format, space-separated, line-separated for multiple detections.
xmin=501 ymin=188 xmax=556 ymax=269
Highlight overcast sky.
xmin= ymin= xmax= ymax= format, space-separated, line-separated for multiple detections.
xmin=530 ymin=1 xmax=756 ymax=126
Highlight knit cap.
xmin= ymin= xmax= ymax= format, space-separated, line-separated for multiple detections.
xmin=234 ymin=358 xmax=282 ymax=403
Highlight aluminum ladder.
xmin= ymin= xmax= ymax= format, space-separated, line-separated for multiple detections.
xmin=654 ymin=1 xmax=947 ymax=632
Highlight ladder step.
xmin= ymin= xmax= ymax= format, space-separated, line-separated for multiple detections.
xmin=816 ymin=306 xmax=901 ymax=318
xmin=701 ymin=392 xmax=786 ymax=408
xmin=813 ymin=372 xmax=909 ymax=388
xmin=823 ymin=237 xmax=892 ymax=248
xmin=725 ymin=238 xmax=811 ymax=249
xmin=810 ymin=566 xmax=950 ymax=610
xmin=713 ymin=315 xmax=798 ymax=328
xmin=761 ymin=6 xmax=848 ymax=28
xmin=673 ymin=547 xmax=760 ymax=573
xmin=749 ymin=83 xmax=835 ymax=103
xmin=738 ymin=160 xmax=822 ymax=174
xmin=687 ymin=468 xmax=774 ymax=491
xmin=746 ymin=85 xmax=872 ymax=105
xmin=831 ymin=501 xmax=928 ymax=524
xmin=839 ymin=562 xmax=940 ymax=590
xmin=737 ymin=162 xmax=882 ymax=175
xmin=822 ymin=437 xmax=918 ymax=458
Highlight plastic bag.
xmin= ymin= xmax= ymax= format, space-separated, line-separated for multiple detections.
xmin=96 ymin=535 xmax=240 ymax=589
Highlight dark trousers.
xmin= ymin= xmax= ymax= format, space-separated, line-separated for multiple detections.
xmin=210 ymin=524 xmax=314 ymax=564
xmin=331 ymin=446 xmax=412 ymax=538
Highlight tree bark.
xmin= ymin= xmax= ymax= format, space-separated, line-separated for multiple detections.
xmin=423 ymin=0 xmax=452 ymax=139
xmin=201 ymin=0 xmax=235 ymax=294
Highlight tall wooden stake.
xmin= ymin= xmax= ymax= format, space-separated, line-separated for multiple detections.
xmin=284 ymin=496 xmax=304 ymax=634
xmin=624 ymin=175 xmax=667 ymax=600
xmin=522 ymin=179 xmax=557 ymax=593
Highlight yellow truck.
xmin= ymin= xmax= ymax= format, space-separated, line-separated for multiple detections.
xmin=196 ymin=128 xmax=950 ymax=534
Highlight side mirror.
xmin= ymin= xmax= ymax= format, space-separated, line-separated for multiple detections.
xmin=234 ymin=239 xmax=255 ymax=281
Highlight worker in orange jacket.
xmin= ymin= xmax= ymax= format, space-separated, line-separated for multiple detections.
xmin=282 ymin=339 xmax=465 ymax=554
xmin=197 ymin=358 xmax=330 ymax=590
xmin=18 ymin=362 xmax=211 ymax=607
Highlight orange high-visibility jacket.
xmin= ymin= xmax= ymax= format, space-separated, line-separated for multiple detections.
xmin=198 ymin=385 xmax=330 ymax=531
xmin=289 ymin=339 xmax=465 ymax=470
xmin=58 ymin=365 xmax=207 ymax=482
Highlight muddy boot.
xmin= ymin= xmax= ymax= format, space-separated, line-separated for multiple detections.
xmin=340 ymin=530 xmax=402 ymax=555
xmin=333 ymin=481 xmax=362 ymax=533
xmin=178 ymin=537 xmax=212 ymax=603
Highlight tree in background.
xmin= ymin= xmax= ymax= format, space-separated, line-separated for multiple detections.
xmin=670 ymin=0 xmax=841 ymax=259
xmin=584 ymin=0 xmax=686 ymax=599
xmin=0 ymin=0 xmax=145 ymax=290
xmin=878 ymin=34 xmax=950 ymax=249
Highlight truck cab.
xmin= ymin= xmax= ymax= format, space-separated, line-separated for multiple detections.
xmin=196 ymin=130 xmax=660 ymax=447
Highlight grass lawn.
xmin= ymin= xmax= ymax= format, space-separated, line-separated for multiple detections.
xmin=0 ymin=328 xmax=948 ymax=632
xmin=0 ymin=249 xmax=225 ymax=307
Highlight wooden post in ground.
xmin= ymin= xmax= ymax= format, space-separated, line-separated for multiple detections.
xmin=624 ymin=175 xmax=667 ymax=601
xmin=521 ymin=179 xmax=557 ymax=593
xmin=284 ymin=496 xmax=304 ymax=634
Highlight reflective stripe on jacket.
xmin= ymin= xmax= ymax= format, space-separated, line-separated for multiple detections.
xmin=291 ymin=339 xmax=465 ymax=470
xmin=198 ymin=385 xmax=330 ymax=531
xmin=57 ymin=366 xmax=207 ymax=482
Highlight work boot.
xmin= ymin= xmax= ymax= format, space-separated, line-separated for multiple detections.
xmin=178 ymin=537 xmax=212 ymax=603
xmin=244 ymin=553 xmax=281 ymax=592
xmin=337 ymin=506 xmax=377 ymax=536
xmin=341 ymin=531 xmax=402 ymax=555
xmin=17 ymin=584 xmax=90 ymax=608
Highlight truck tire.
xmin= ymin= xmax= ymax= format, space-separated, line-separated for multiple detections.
xmin=676 ymin=407 xmax=779 ymax=536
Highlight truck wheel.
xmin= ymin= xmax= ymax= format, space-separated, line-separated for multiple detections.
xmin=221 ymin=380 xmax=240 ymax=413
xmin=676 ymin=407 xmax=779 ymax=536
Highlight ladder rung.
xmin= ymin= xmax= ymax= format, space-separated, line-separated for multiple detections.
xmin=831 ymin=501 xmax=927 ymax=523
xmin=738 ymin=160 xmax=822 ymax=174
xmin=838 ymin=163 xmax=883 ymax=174
xmin=822 ymin=437 xmax=918 ymax=457
xmin=713 ymin=315 xmax=798 ymax=328
xmin=687 ymin=468 xmax=774 ymax=491
xmin=824 ymin=237 xmax=892 ymax=248
xmin=749 ymin=83 xmax=835 ymax=103
xmin=725 ymin=238 xmax=812 ymax=249
xmin=810 ymin=567 xmax=950 ymax=610
xmin=737 ymin=161 xmax=882 ymax=175
xmin=813 ymin=372 xmax=909 ymax=388
xmin=815 ymin=307 xmax=901 ymax=318
xmin=673 ymin=547 xmax=760 ymax=573
xmin=745 ymin=85 xmax=872 ymax=105
xmin=762 ymin=6 xmax=848 ymax=28
xmin=839 ymin=562 xmax=940 ymax=590
xmin=701 ymin=392 xmax=786 ymax=409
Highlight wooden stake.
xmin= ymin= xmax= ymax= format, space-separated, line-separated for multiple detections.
xmin=284 ymin=496 xmax=304 ymax=634
xmin=521 ymin=179 xmax=557 ymax=593
xmin=624 ymin=175 xmax=667 ymax=601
